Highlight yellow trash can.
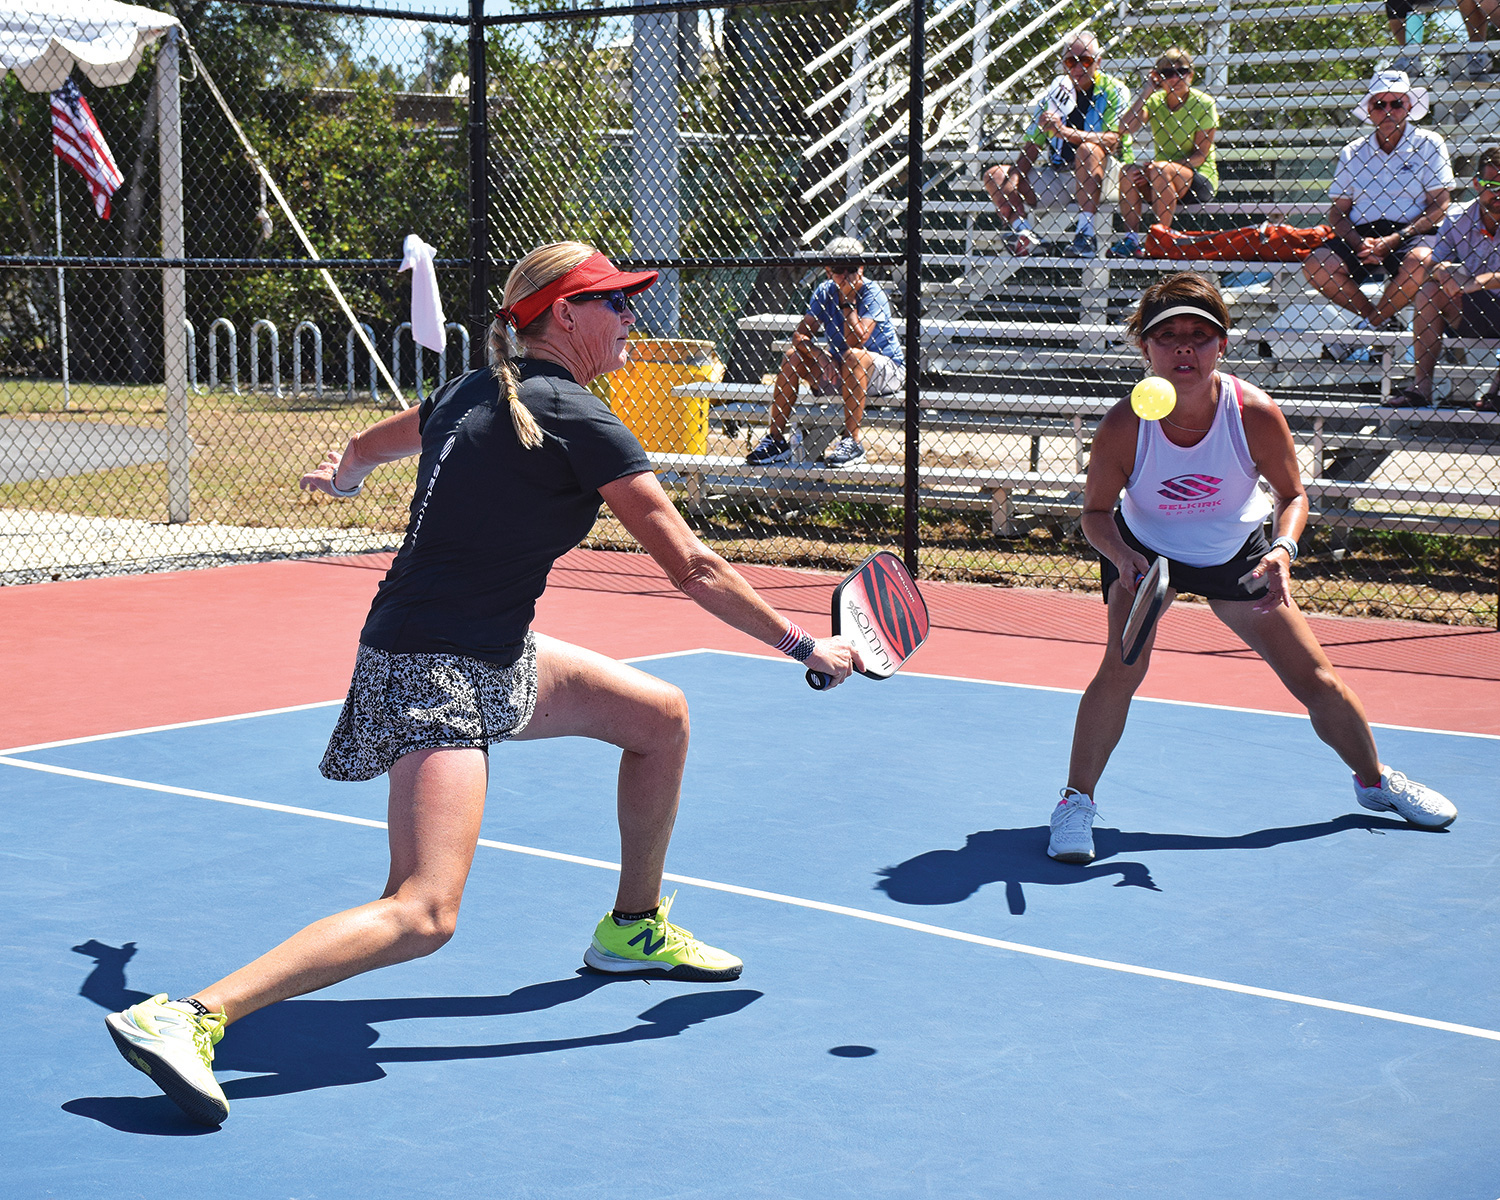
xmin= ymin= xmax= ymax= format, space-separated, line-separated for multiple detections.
xmin=604 ymin=337 xmax=723 ymax=455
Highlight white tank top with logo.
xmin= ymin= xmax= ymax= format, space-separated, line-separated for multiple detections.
xmin=1119 ymin=373 xmax=1273 ymax=568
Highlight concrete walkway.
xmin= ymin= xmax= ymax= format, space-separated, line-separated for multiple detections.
xmin=0 ymin=417 xmax=175 ymax=485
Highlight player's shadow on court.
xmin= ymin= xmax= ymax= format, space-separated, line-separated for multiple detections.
xmin=65 ymin=940 xmax=761 ymax=1134
xmin=876 ymin=813 xmax=1418 ymax=915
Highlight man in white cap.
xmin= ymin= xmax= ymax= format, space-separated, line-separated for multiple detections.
xmin=745 ymin=236 xmax=904 ymax=468
xmin=1302 ymin=70 xmax=1452 ymax=344
xmin=982 ymin=30 xmax=1133 ymax=259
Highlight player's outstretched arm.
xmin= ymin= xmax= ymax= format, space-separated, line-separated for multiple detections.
xmin=300 ymin=405 xmax=422 ymax=498
xmin=599 ymin=470 xmax=863 ymax=686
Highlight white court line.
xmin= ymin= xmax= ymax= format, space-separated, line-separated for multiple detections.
xmin=4 ymin=647 xmax=1495 ymax=756
xmin=3 ymin=751 xmax=1497 ymax=1045
xmin=0 ymin=649 xmax=705 ymax=758
xmin=658 ymin=648 xmax=1500 ymax=742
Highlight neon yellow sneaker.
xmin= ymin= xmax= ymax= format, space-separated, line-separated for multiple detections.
xmin=106 ymin=994 xmax=229 ymax=1126
xmin=583 ymin=892 xmax=743 ymax=981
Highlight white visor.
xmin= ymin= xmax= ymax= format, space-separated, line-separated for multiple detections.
xmin=1141 ymin=303 xmax=1228 ymax=334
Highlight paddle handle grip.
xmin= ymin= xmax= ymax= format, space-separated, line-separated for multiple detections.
xmin=806 ymin=668 xmax=831 ymax=690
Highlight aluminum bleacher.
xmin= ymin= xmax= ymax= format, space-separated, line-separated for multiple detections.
xmin=662 ymin=1 xmax=1500 ymax=543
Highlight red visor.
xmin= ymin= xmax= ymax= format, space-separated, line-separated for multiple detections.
xmin=497 ymin=252 xmax=658 ymax=330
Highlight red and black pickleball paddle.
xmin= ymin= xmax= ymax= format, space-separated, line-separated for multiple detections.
xmin=807 ymin=550 xmax=931 ymax=690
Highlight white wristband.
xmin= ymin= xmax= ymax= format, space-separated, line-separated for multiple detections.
xmin=1270 ymin=535 xmax=1298 ymax=562
xmin=328 ymin=476 xmax=363 ymax=498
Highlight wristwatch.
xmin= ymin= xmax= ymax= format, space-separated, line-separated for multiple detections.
xmin=1270 ymin=535 xmax=1299 ymax=562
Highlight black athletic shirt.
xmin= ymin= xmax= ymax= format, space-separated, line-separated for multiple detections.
xmin=358 ymin=359 xmax=652 ymax=665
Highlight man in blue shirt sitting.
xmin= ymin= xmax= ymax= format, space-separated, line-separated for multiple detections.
xmin=746 ymin=236 xmax=905 ymax=468
xmin=1389 ymin=146 xmax=1500 ymax=411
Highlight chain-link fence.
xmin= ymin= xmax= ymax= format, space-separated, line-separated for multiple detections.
xmin=2 ymin=0 xmax=1496 ymax=623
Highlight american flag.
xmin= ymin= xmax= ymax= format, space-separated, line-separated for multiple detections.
xmin=51 ymin=79 xmax=123 ymax=220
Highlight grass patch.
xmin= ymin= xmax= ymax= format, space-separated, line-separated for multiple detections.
xmin=0 ymin=403 xmax=418 ymax=531
xmin=5 ymin=380 xmax=1493 ymax=625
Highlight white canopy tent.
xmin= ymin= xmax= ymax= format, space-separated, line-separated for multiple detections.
xmin=2 ymin=0 xmax=190 ymax=520
xmin=0 ymin=0 xmax=179 ymax=90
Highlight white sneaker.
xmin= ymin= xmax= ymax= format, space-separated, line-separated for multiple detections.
xmin=106 ymin=994 xmax=230 ymax=1125
xmin=1048 ymin=787 xmax=1097 ymax=863
xmin=1354 ymin=768 xmax=1457 ymax=829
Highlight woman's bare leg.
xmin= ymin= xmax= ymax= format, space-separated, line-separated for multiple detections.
xmin=514 ymin=634 xmax=690 ymax=913
xmin=192 ymin=745 xmax=489 ymax=1023
xmin=1066 ymin=583 xmax=1171 ymax=797
xmin=1209 ymin=598 xmax=1380 ymax=781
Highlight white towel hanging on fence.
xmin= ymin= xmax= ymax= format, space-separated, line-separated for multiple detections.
xmin=400 ymin=234 xmax=445 ymax=352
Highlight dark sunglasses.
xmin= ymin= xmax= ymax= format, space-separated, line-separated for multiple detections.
xmin=570 ymin=289 xmax=632 ymax=314
xmin=1156 ymin=66 xmax=1191 ymax=79
xmin=1370 ymin=98 xmax=1408 ymax=111
xmin=1147 ymin=327 xmax=1222 ymax=348
xmin=1064 ymin=53 xmax=1097 ymax=67
xmin=829 ymin=260 xmax=862 ymax=275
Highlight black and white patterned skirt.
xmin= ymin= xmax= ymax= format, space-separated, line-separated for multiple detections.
xmin=319 ymin=636 xmax=540 ymax=782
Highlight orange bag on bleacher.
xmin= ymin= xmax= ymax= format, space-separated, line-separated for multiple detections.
xmin=1143 ymin=222 xmax=1333 ymax=262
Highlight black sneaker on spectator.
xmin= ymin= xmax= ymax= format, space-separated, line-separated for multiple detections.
xmin=822 ymin=434 xmax=865 ymax=467
xmin=1383 ymin=385 xmax=1432 ymax=409
xmin=745 ymin=433 xmax=792 ymax=464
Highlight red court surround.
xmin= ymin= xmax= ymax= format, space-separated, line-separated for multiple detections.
xmin=5 ymin=548 xmax=1497 ymax=749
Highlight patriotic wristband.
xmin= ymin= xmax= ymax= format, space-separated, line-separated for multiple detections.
xmin=775 ymin=623 xmax=817 ymax=663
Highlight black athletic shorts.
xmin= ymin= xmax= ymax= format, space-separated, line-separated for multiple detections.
xmin=1450 ymin=289 xmax=1500 ymax=339
xmin=1327 ymin=219 xmax=1410 ymax=284
xmin=1385 ymin=0 xmax=1412 ymax=20
xmin=1182 ymin=170 xmax=1215 ymax=207
xmin=1099 ymin=510 xmax=1273 ymax=604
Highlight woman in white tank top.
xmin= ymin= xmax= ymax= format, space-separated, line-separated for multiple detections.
xmin=1045 ymin=272 xmax=1456 ymax=867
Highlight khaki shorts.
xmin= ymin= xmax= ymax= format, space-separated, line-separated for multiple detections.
xmin=1024 ymin=158 xmax=1122 ymax=209
xmin=862 ymin=351 xmax=904 ymax=397
xmin=813 ymin=349 xmax=905 ymax=398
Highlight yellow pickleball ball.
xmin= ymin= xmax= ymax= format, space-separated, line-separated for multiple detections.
xmin=1130 ymin=377 xmax=1177 ymax=421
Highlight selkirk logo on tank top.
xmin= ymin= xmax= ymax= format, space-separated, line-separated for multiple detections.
xmin=1156 ymin=473 xmax=1223 ymax=508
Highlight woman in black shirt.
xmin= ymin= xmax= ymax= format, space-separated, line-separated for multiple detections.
xmin=105 ymin=241 xmax=860 ymax=1127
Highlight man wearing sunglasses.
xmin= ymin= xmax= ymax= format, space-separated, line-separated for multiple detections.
xmin=982 ymin=31 xmax=1133 ymax=258
xmin=746 ymin=236 xmax=904 ymax=468
xmin=1302 ymin=70 xmax=1452 ymax=347
xmin=1391 ymin=148 xmax=1500 ymax=410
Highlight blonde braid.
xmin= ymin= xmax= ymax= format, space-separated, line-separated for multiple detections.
xmin=492 ymin=241 xmax=597 ymax=451
xmin=488 ymin=319 xmax=543 ymax=449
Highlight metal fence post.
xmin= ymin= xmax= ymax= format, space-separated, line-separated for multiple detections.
xmin=632 ymin=10 xmax=681 ymax=335
xmin=468 ymin=0 xmax=489 ymax=370
xmin=157 ymin=28 xmax=190 ymax=523
xmin=903 ymin=0 xmax=925 ymax=576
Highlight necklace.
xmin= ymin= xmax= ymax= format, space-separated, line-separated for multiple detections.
xmin=1161 ymin=414 xmax=1213 ymax=432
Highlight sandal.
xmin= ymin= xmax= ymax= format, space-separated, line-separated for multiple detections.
xmin=1383 ymin=385 xmax=1432 ymax=409
xmin=1474 ymin=390 xmax=1500 ymax=413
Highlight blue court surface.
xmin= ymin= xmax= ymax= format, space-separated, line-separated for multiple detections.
xmin=3 ymin=650 xmax=1497 ymax=1199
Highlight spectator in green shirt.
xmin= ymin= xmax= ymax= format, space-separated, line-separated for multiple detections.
xmin=1110 ymin=48 xmax=1220 ymax=258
